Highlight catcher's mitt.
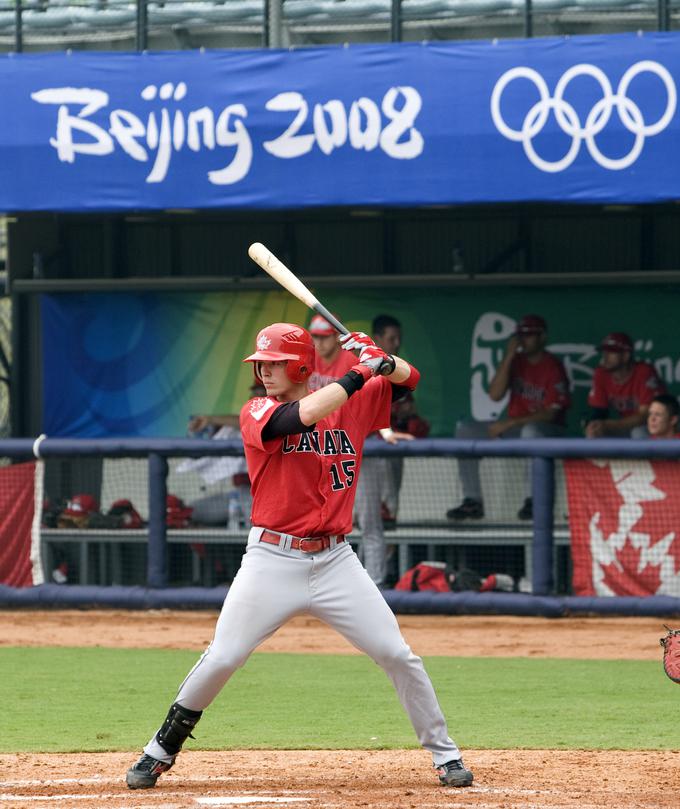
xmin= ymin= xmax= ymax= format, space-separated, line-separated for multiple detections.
xmin=660 ymin=625 xmax=680 ymax=683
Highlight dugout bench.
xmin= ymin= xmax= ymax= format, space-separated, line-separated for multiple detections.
xmin=40 ymin=523 xmax=571 ymax=590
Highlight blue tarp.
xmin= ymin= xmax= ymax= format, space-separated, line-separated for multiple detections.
xmin=1 ymin=32 xmax=680 ymax=211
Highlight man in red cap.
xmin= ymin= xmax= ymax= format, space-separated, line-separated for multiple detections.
xmin=308 ymin=313 xmax=357 ymax=392
xmin=447 ymin=314 xmax=570 ymax=521
xmin=585 ymin=332 xmax=665 ymax=438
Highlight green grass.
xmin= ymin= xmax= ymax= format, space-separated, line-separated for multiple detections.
xmin=3 ymin=648 xmax=678 ymax=752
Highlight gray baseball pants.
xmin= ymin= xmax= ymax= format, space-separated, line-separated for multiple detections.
xmin=455 ymin=419 xmax=566 ymax=501
xmin=143 ymin=527 xmax=461 ymax=767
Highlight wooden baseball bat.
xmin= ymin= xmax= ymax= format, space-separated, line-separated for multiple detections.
xmin=247 ymin=242 xmax=349 ymax=335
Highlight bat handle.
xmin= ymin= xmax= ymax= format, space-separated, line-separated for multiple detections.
xmin=313 ymin=303 xmax=349 ymax=336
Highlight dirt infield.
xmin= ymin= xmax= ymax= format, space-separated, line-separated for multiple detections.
xmin=1 ymin=611 xmax=677 ymax=808
xmin=0 ymin=610 xmax=669 ymax=659
xmin=1 ymin=749 xmax=678 ymax=809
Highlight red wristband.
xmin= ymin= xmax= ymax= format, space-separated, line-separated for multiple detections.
xmin=402 ymin=363 xmax=420 ymax=390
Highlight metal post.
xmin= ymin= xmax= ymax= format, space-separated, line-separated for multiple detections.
xmin=531 ymin=456 xmax=554 ymax=596
xmin=391 ymin=0 xmax=401 ymax=43
xmin=147 ymin=453 xmax=168 ymax=587
xmin=268 ymin=0 xmax=283 ymax=48
xmin=136 ymin=0 xmax=148 ymax=52
xmin=263 ymin=0 xmax=270 ymax=47
xmin=524 ymin=0 xmax=533 ymax=38
xmin=14 ymin=0 xmax=23 ymax=53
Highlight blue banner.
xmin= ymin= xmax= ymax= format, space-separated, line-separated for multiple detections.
xmin=3 ymin=32 xmax=680 ymax=210
xmin=42 ymin=287 xmax=680 ymax=438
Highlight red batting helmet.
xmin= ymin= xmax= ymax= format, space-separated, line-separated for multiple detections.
xmin=166 ymin=494 xmax=193 ymax=529
xmin=62 ymin=493 xmax=99 ymax=517
xmin=243 ymin=323 xmax=315 ymax=383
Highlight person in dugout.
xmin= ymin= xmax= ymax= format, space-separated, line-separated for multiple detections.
xmin=584 ymin=332 xmax=666 ymax=438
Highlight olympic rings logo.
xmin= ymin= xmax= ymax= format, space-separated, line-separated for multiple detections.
xmin=490 ymin=61 xmax=677 ymax=172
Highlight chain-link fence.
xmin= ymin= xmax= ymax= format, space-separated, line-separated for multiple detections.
xmin=0 ymin=437 xmax=678 ymax=611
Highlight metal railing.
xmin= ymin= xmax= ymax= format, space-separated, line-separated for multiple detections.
xmin=1 ymin=435 xmax=680 ymax=599
xmin=2 ymin=0 xmax=678 ymax=53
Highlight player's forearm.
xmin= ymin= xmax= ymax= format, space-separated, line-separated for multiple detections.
xmin=206 ymin=414 xmax=240 ymax=428
xmin=488 ymin=362 xmax=512 ymax=402
xmin=602 ymin=411 xmax=647 ymax=435
xmin=385 ymin=356 xmax=419 ymax=388
xmin=298 ymin=382 xmax=349 ymax=426
xmin=519 ymin=408 xmax=563 ymax=426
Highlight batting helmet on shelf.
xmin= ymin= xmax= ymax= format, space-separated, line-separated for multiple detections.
xmin=243 ymin=322 xmax=315 ymax=384
xmin=166 ymin=494 xmax=193 ymax=529
xmin=62 ymin=493 xmax=99 ymax=517
xmin=109 ymin=499 xmax=144 ymax=529
xmin=57 ymin=493 xmax=100 ymax=529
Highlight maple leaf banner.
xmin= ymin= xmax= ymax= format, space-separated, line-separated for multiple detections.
xmin=564 ymin=459 xmax=680 ymax=597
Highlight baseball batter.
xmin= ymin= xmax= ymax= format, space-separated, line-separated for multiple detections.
xmin=126 ymin=322 xmax=473 ymax=790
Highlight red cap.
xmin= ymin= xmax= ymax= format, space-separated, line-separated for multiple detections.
xmin=309 ymin=314 xmax=338 ymax=336
xmin=515 ymin=314 xmax=547 ymax=335
xmin=599 ymin=332 xmax=633 ymax=353
xmin=62 ymin=493 xmax=99 ymax=517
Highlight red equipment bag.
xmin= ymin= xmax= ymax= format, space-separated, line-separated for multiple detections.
xmin=394 ymin=561 xmax=451 ymax=593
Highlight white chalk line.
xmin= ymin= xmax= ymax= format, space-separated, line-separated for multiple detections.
xmin=0 ymin=795 xmax=312 ymax=805
xmin=0 ymin=779 xmax=550 ymax=794
xmin=196 ymin=799 xmax=311 ymax=806
xmin=0 ymin=802 xmax=183 ymax=809
xmin=0 ymin=776 xmax=259 ymax=787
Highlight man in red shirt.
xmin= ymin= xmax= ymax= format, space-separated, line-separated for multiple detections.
xmin=354 ymin=314 xmax=426 ymax=586
xmin=647 ymin=394 xmax=680 ymax=439
xmin=308 ymin=313 xmax=357 ymax=392
xmin=585 ymin=332 xmax=665 ymax=438
xmin=447 ymin=314 xmax=570 ymax=521
xmin=126 ymin=322 xmax=473 ymax=791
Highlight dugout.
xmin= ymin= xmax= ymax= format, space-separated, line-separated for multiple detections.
xmin=2 ymin=36 xmax=680 ymax=602
xmin=8 ymin=200 xmax=680 ymax=437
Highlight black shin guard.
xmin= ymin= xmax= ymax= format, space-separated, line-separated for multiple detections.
xmin=155 ymin=702 xmax=203 ymax=756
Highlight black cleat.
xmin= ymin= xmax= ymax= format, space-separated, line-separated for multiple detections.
xmin=436 ymin=758 xmax=474 ymax=787
xmin=517 ymin=497 xmax=533 ymax=520
xmin=126 ymin=753 xmax=174 ymax=789
xmin=446 ymin=498 xmax=484 ymax=520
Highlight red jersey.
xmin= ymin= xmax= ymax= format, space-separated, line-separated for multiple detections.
xmin=240 ymin=377 xmax=392 ymax=537
xmin=507 ymin=351 xmax=571 ymax=425
xmin=308 ymin=349 xmax=357 ymax=392
xmin=588 ymin=362 xmax=665 ymax=417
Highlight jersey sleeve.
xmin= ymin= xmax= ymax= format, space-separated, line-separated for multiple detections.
xmin=239 ymin=397 xmax=284 ymax=454
xmin=637 ymin=364 xmax=666 ymax=405
xmin=543 ymin=357 xmax=571 ymax=411
xmin=587 ymin=367 xmax=609 ymax=409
